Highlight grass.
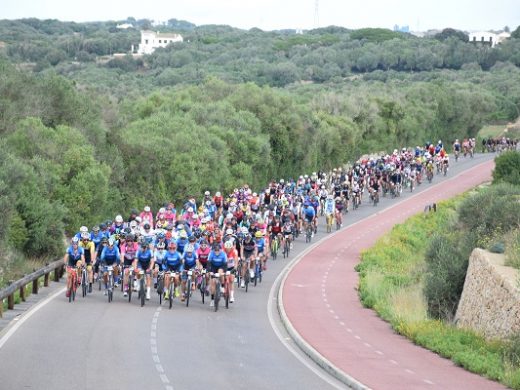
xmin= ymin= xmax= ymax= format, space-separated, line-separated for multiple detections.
xmin=357 ymin=192 xmax=520 ymax=389
xmin=477 ymin=123 xmax=520 ymax=144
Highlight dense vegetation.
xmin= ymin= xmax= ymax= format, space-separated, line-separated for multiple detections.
xmin=1 ymin=18 xmax=520 ymax=285
xmin=357 ymin=181 xmax=520 ymax=388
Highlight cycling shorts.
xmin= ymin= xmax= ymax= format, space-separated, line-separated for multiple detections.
xmin=209 ymin=264 xmax=225 ymax=274
xmin=137 ymin=261 xmax=151 ymax=271
xmin=166 ymin=264 xmax=182 ymax=273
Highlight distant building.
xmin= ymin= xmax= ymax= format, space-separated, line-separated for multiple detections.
xmin=133 ymin=30 xmax=183 ymax=55
xmin=468 ymin=31 xmax=510 ymax=47
xmin=116 ymin=23 xmax=133 ymax=29
xmin=393 ymin=24 xmax=410 ymax=33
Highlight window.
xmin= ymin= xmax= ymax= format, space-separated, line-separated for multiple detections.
xmin=473 ymin=36 xmax=476 ymax=41
xmin=481 ymin=36 xmax=484 ymax=42
xmin=145 ymin=39 xmax=149 ymax=44
xmin=158 ymin=40 xmax=162 ymax=43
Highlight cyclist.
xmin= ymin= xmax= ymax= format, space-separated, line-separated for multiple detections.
xmin=268 ymin=215 xmax=283 ymax=257
xmin=153 ymin=241 xmax=167 ymax=292
xmin=223 ymin=240 xmax=238 ymax=302
xmin=281 ymin=218 xmax=294 ymax=250
xmin=254 ymin=230 xmax=268 ymax=270
xmin=208 ymin=243 xmax=228 ymax=307
xmin=334 ymin=196 xmax=344 ymax=227
xmin=64 ymin=237 xmax=85 ymax=298
xmin=79 ymin=232 xmax=96 ymax=293
xmin=181 ymin=244 xmax=198 ymax=302
xmin=453 ymin=139 xmax=461 ymax=160
xmin=163 ymin=241 xmax=182 ymax=300
xmin=100 ymin=238 xmax=120 ymax=295
xmin=240 ymin=234 xmax=257 ymax=288
xmin=302 ymin=201 xmax=316 ymax=237
xmin=135 ymin=238 xmax=154 ymax=300
xmin=324 ymin=194 xmax=335 ymax=232
xmin=120 ymin=233 xmax=138 ymax=297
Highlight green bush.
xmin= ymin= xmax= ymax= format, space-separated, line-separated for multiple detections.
xmin=424 ymin=233 xmax=467 ymax=321
xmin=505 ymin=229 xmax=520 ymax=269
xmin=493 ymin=151 xmax=520 ymax=186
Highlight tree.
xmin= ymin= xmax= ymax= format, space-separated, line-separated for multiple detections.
xmin=434 ymin=28 xmax=469 ymax=42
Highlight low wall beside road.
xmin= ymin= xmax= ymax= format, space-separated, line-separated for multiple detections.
xmin=455 ymin=248 xmax=520 ymax=340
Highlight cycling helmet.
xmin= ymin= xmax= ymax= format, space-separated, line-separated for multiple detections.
xmin=204 ymin=190 xmax=210 ymax=196
xmin=200 ymin=239 xmax=208 ymax=246
xmin=80 ymin=226 xmax=88 ymax=234
xmin=101 ymin=237 xmax=108 ymax=243
xmin=188 ymin=235 xmax=196 ymax=242
xmin=186 ymin=244 xmax=195 ymax=252
xmin=179 ymin=231 xmax=188 ymax=239
xmin=100 ymin=223 xmax=107 ymax=230
xmin=224 ymin=241 xmax=233 ymax=249
xmin=92 ymin=225 xmax=100 ymax=232
xmin=225 ymin=228 xmax=234 ymax=235
xmin=115 ymin=215 xmax=123 ymax=223
xmin=139 ymin=238 xmax=148 ymax=248
xmin=255 ymin=231 xmax=263 ymax=238
xmin=157 ymin=232 xmax=165 ymax=239
xmin=245 ymin=234 xmax=253 ymax=241
xmin=126 ymin=233 xmax=135 ymax=241
xmin=215 ymin=191 xmax=221 ymax=197
xmin=213 ymin=244 xmax=221 ymax=251
xmin=187 ymin=207 xmax=194 ymax=213
xmin=81 ymin=232 xmax=90 ymax=240
xmin=156 ymin=242 xmax=166 ymax=250
xmin=108 ymin=238 xmax=115 ymax=246
xmin=144 ymin=206 xmax=151 ymax=212
xmin=143 ymin=222 xmax=151 ymax=229
xmin=168 ymin=241 xmax=177 ymax=248
xmin=72 ymin=236 xmax=80 ymax=244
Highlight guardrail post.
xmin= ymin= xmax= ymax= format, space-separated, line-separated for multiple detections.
xmin=8 ymin=293 xmax=14 ymax=310
xmin=19 ymin=285 xmax=26 ymax=302
xmin=32 ymin=278 xmax=39 ymax=294
xmin=59 ymin=265 xmax=65 ymax=279
xmin=44 ymin=272 xmax=49 ymax=287
xmin=0 ymin=300 xmax=3 ymax=317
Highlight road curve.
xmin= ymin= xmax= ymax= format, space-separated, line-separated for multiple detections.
xmin=282 ymin=156 xmax=507 ymax=389
xmin=0 ymin=153 xmax=498 ymax=390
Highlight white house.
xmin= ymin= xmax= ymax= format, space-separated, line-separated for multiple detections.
xmin=134 ymin=30 xmax=183 ymax=55
xmin=116 ymin=23 xmax=133 ymax=29
xmin=468 ymin=31 xmax=510 ymax=47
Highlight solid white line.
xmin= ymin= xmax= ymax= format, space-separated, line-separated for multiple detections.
xmin=0 ymin=287 xmax=66 ymax=350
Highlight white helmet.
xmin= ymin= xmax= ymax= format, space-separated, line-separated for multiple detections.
xmin=204 ymin=191 xmax=210 ymax=196
xmin=115 ymin=215 xmax=123 ymax=223
xmin=144 ymin=206 xmax=151 ymax=212
xmin=226 ymin=228 xmax=233 ymax=235
xmin=79 ymin=226 xmax=88 ymax=233
xmin=224 ymin=241 xmax=233 ymax=249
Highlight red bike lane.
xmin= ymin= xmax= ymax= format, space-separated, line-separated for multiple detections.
xmin=282 ymin=159 xmax=507 ymax=389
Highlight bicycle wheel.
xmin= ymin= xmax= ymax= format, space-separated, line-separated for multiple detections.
xmin=244 ymin=270 xmax=249 ymax=293
xmin=68 ymin=277 xmax=74 ymax=303
xmin=128 ymin=274 xmax=133 ymax=303
xmin=200 ymin=277 xmax=206 ymax=304
xmin=225 ymin=280 xmax=229 ymax=309
xmin=82 ymin=270 xmax=87 ymax=298
xmin=169 ymin=281 xmax=174 ymax=309
xmin=140 ymin=278 xmax=145 ymax=307
xmin=158 ymin=276 xmax=163 ymax=306
xmin=214 ymin=280 xmax=221 ymax=312
xmin=108 ymin=274 xmax=113 ymax=303
xmin=186 ymin=278 xmax=191 ymax=307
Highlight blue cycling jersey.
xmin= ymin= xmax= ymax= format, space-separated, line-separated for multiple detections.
xmin=137 ymin=248 xmax=153 ymax=265
xmin=183 ymin=252 xmax=198 ymax=268
xmin=164 ymin=250 xmax=182 ymax=268
xmin=67 ymin=246 xmax=84 ymax=266
xmin=208 ymin=251 xmax=227 ymax=268
xmin=100 ymin=246 xmax=119 ymax=265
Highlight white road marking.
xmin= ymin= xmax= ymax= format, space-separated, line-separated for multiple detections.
xmin=354 ymin=335 xmax=361 ymax=340
xmin=423 ymin=379 xmax=434 ymax=385
xmin=375 ymin=350 xmax=384 ymax=355
xmin=389 ymin=360 xmax=398 ymax=365
xmin=363 ymin=343 xmax=371 ymax=348
xmin=405 ymin=369 xmax=414 ymax=375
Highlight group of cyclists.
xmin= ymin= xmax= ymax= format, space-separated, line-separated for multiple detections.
xmin=63 ymin=138 xmax=484 ymax=309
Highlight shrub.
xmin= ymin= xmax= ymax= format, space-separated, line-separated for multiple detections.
xmin=424 ymin=233 xmax=467 ymax=321
xmin=504 ymin=332 xmax=520 ymax=368
xmin=505 ymin=229 xmax=520 ymax=269
xmin=493 ymin=151 xmax=520 ymax=186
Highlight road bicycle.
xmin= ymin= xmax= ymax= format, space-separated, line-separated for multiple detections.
xmin=137 ymin=269 xmax=146 ymax=307
xmin=105 ymin=265 xmax=114 ymax=303
xmin=253 ymin=257 xmax=262 ymax=287
xmin=270 ymin=234 xmax=280 ymax=260
xmin=305 ymin=222 xmax=313 ymax=243
xmin=67 ymin=266 xmax=78 ymax=303
xmin=80 ymin=266 xmax=88 ymax=298
xmin=282 ymin=236 xmax=291 ymax=258
xmin=183 ymin=269 xmax=194 ymax=307
xmin=211 ymin=272 xmax=222 ymax=312
xmin=197 ymin=268 xmax=207 ymax=304
xmin=156 ymin=271 xmax=165 ymax=305
xmin=223 ymin=270 xmax=231 ymax=309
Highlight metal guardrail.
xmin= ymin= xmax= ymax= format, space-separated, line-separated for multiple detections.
xmin=0 ymin=259 xmax=65 ymax=317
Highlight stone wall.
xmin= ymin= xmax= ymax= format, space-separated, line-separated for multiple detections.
xmin=455 ymin=248 xmax=520 ymax=340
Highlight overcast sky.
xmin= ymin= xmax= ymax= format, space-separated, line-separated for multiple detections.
xmin=2 ymin=0 xmax=519 ymax=32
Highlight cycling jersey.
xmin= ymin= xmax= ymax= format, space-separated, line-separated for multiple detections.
xmin=224 ymin=248 xmax=238 ymax=269
xmin=155 ymin=249 xmax=167 ymax=267
xmin=208 ymin=250 xmax=227 ymax=273
xmin=183 ymin=251 xmax=198 ymax=269
xmin=324 ymin=200 xmax=335 ymax=215
xmin=80 ymin=240 xmax=95 ymax=264
xmin=136 ymin=248 xmax=153 ymax=269
xmin=242 ymin=240 xmax=256 ymax=257
xmin=120 ymin=241 xmax=139 ymax=265
xmin=66 ymin=246 xmax=84 ymax=267
xmin=303 ymin=206 xmax=315 ymax=222
xmin=255 ymin=238 xmax=266 ymax=253
xmin=164 ymin=250 xmax=183 ymax=271
xmin=176 ymin=238 xmax=188 ymax=254
xmin=100 ymin=246 xmax=119 ymax=266
xmin=196 ymin=246 xmax=210 ymax=268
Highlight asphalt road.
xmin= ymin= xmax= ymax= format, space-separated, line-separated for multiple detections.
xmin=0 ymin=152 xmax=497 ymax=390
